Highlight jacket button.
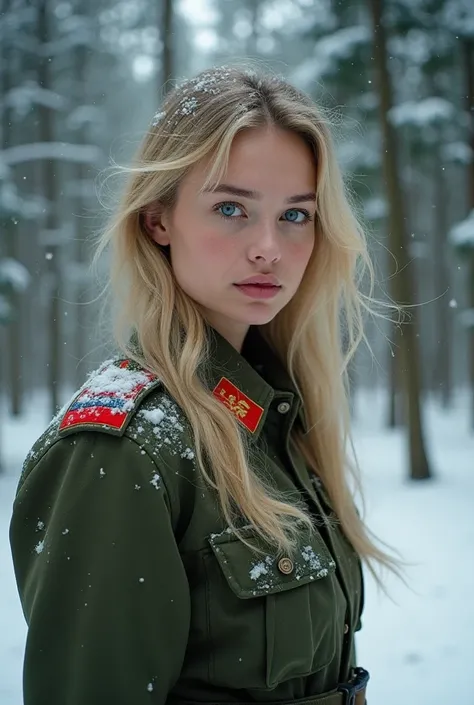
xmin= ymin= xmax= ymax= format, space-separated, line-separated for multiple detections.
xmin=344 ymin=623 xmax=349 ymax=634
xmin=277 ymin=402 xmax=291 ymax=414
xmin=277 ymin=557 xmax=294 ymax=575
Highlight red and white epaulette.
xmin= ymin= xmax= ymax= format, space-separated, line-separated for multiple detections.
xmin=58 ymin=359 xmax=162 ymax=438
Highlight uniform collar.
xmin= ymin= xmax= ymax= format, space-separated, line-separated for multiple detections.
xmin=200 ymin=324 xmax=306 ymax=441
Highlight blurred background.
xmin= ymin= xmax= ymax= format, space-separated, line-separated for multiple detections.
xmin=0 ymin=1 xmax=473 ymax=704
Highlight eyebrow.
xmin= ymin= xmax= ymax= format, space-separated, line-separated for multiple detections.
xmin=203 ymin=183 xmax=316 ymax=204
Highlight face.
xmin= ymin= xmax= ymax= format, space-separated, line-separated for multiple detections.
xmin=145 ymin=126 xmax=317 ymax=352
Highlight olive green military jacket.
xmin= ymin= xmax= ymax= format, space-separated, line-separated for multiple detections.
xmin=10 ymin=325 xmax=364 ymax=705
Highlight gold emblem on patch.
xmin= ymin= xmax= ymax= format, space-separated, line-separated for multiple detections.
xmin=212 ymin=377 xmax=264 ymax=433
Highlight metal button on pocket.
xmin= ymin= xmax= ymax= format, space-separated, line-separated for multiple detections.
xmin=277 ymin=402 xmax=291 ymax=414
xmin=277 ymin=557 xmax=294 ymax=575
xmin=344 ymin=623 xmax=349 ymax=634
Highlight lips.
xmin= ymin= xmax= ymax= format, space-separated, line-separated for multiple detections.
xmin=235 ymin=275 xmax=281 ymax=287
xmin=236 ymin=283 xmax=278 ymax=288
xmin=233 ymin=283 xmax=281 ymax=299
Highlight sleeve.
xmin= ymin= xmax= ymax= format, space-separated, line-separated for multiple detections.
xmin=9 ymin=432 xmax=191 ymax=705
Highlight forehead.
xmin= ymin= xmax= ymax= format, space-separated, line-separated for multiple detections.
xmin=182 ymin=126 xmax=317 ymax=198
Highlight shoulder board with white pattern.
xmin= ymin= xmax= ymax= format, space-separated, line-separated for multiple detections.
xmin=58 ymin=359 xmax=162 ymax=438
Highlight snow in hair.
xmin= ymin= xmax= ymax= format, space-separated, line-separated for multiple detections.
xmin=149 ymin=66 xmax=263 ymax=129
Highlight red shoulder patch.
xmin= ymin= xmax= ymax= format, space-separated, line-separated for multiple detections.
xmin=58 ymin=359 xmax=161 ymax=437
xmin=212 ymin=376 xmax=264 ymax=434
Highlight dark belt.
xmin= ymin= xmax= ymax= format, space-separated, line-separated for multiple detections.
xmin=296 ymin=668 xmax=369 ymax=705
xmin=170 ymin=667 xmax=369 ymax=705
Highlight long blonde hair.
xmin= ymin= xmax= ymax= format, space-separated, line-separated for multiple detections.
xmin=96 ymin=63 xmax=400 ymax=584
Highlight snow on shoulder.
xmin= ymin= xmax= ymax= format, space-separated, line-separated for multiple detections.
xmin=57 ymin=359 xmax=162 ymax=438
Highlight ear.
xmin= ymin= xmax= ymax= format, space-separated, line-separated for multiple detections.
xmin=142 ymin=207 xmax=171 ymax=247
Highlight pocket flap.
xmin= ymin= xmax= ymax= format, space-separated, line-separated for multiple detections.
xmin=208 ymin=527 xmax=336 ymax=599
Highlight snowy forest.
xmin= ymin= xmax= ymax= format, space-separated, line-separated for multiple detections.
xmin=1 ymin=1 xmax=473 ymax=704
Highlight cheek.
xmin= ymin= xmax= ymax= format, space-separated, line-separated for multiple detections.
xmin=196 ymin=231 xmax=236 ymax=262
xmin=286 ymin=237 xmax=315 ymax=271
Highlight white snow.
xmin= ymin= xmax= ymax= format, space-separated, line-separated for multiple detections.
xmin=151 ymin=110 xmax=166 ymax=126
xmin=140 ymin=408 xmax=165 ymax=425
xmin=150 ymin=473 xmax=160 ymax=490
xmin=85 ymin=365 xmax=153 ymax=397
xmin=0 ymin=258 xmax=30 ymax=292
xmin=441 ymin=141 xmax=472 ymax=165
xmin=441 ymin=0 xmax=474 ymax=38
xmin=450 ymin=210 xmax=474 ymax=249
xmin=1 ymin=142 xmax=102 ymax=167
xmin=388 ymin=98 xmax=456 ymax=129
xmin=5 ymin=81 xmax=66 ymax=117
xmin=1 ymin=388 xmax=473 ymax=704
xmin=66 ymin=105 xmax=103 ymax=131
xmin=250 ymin=561 xmax=269 ymax=580
xmin=301 ymin=545 xmax=322 ymax=571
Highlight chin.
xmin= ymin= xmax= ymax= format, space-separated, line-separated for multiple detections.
xmin=237 ymin=308 xmax=280 ymax=326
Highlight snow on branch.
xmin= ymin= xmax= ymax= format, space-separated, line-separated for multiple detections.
xmin=0 ymin=258 xmax=30 ymax=293
xmin=0 ymin=182 xmax=51 ymax=219
xmin=337 ymin=138 xmax=381 ymax=171
xmin=66 ymin=105 xmax=103 ymax=130
xmin=2 ymin=142 xmax=102 ymax=166
xmin=389 ymin=98 xmax=456 ymax=129
xmin=459 ymin=308 xmax=474 ymax=329
xmin=450 ymin=210 xmax=474 ymax=250
xmin=442 ymin=0 xmax=474 ymax=39
xmin=291 ymin=26 xmax=371 ymax=88
xmin=5 ymin=81 xmax=66 ymax=118
xmin=364 ymin=197 xmax=388 ymax=221
xmin=442 ymin=142 xmax=472 ymax=165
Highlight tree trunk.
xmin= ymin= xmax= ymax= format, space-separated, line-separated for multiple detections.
xmin=72 ymin=35 xmax=89 ymax=389
xmin=388 ymin=341 xmax=399 ymax=427
xmin=431 ymin=147 xmax=452 ymax=408
xmin=369 ymin=0 xmax=432 ymax=480
xmin=246 ymin=0 xmax=259 ymax=56
xmin=1 ymin=0 xmax=22 ymax=417
xmin=463 ymin=38 xmax=474 ymax=429
xmin=37 ymin=0 xmax=61 ymax=417
xmin=161 ymin=0 xmax=174 ymax=96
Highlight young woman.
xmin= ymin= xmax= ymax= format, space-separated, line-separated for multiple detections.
xmin=10 ymin=64 xmax=396 ymax=705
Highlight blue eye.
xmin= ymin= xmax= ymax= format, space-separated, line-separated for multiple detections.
xmin=284 ymin=209 xmax=309 ymax=224
xmin=215 ymin=202 xmax=243 ymax=219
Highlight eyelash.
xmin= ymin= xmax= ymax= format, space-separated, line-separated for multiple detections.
xmin=213 ymin=201 xmax=314 ymax=227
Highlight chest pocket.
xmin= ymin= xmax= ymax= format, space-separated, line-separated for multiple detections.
xmin=206 ymin=526 xmax=340 ymax=690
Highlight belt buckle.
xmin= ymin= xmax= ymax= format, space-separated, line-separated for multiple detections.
xmin=337 ymin=667 xmax=370 ymax=705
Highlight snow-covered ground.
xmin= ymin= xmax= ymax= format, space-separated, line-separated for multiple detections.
xmin=1 ymin=389 xmax=473 ymax=705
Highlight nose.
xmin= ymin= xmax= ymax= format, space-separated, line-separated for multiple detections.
xmin=247 ymin=221 xmax=281 ymax=264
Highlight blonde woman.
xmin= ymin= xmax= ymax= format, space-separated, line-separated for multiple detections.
xmin=10 ymin=64 xmax=394 ymax=705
